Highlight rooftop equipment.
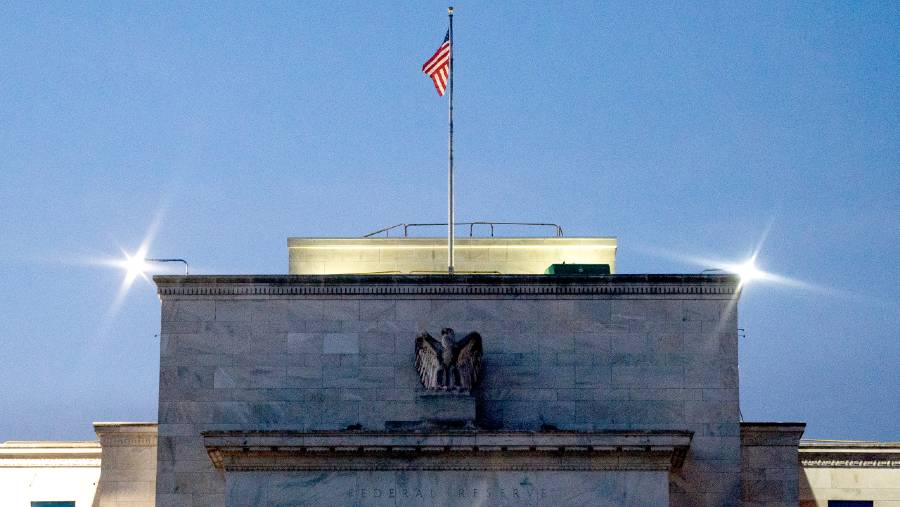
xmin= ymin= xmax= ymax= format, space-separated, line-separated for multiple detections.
xmin=544 ymin=263 xmax=611 ymax=275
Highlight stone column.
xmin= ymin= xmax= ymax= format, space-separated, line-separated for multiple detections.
xmin=92 ymin=422 xmax=157 ymax=507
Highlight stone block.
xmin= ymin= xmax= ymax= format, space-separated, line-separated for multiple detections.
xmin=684 ymin=331 xmax=723 ymax=354
xmin=323 ymin=333 xmax=360 ymax=354
xmin=647 ymin=331 xmax=683 ymax=353
xmin=314 ymin=401 xmax=360 ymax=429
xmin=557 ymin=299 xmax=612 ymax=322
xmin=702 ymin=388 xmax=739 ymax=401
xmin=682 ymin=300 xmax=725 ymax=322
xmin=161 ymin=320 xmax=202 ymax=334
xmin=574 ymin=332 xmax=611 ymax=354
xmin=555 ymin=351 xmax=592 ymax=366
xmin=303 ymin=319 xmax=343 ymax=333
xmin=226 ymin=470 xmax=267 ymax=506
xmin=396 ymin=300 xmax=431 ymax=320
xmin=163 ymin=299 xmax=215 ymax=322
xmin=494 ymin=300 xmax=550 ymax=322
xmin=612 ymin=300 xmax=669 ymax=327
xmin=359 ymin=331 xmax=395 ymax=354
xmin=482 ymin=387 xmax=557 ymax=402
xmin=215 ymin=300 xmax=255 ymax=321
xmin=360 ymin=300 xmax=397 ymax=321
xmin=416 ymin=392 xmax=476 ymax=423
xmin=214 ymin=366 xmax=285 ymax=389
xmin=685 ymin=359 xmax=738 ymax=388
xmin=358 ymin=366 xmax=395 ymax=387
xmin=684 ymin=400 xmax=739 ymax=423
xmin=342 ymin=388 xmax=415 ymax=402
xmin=287 ymin=333 xmax=324 ymax=353
xmin=361 ymin=401 xmax=418 ymax=428
xmin=285 ymin=366 xmax=323 ymax=388
xmin=234 ymin=352 xmax=308 ymax=367
xmin=247 ymin=401 xmax=307 ymax=426
xmin=499 ymin=332 xmax=541 ymax=353
xmin=321 ymin=300 xmax=361 ymax=321
xmin=611 ymin=364 xmax=683 ymax=388
xmin=534 ymin=363 xmax=575 ymax=387
xmin=575 ymin=364 xmax=611 ymax=387
xmin=575 ymin=400 xmax=684 ymax=426
xmin=323 ymin=354 xmax=360 ymax=387
xmin=394 ymin=363 xmax=420 ymax=389
xmin=174 ymin=332 xmax=225 ymax=355
xmin=500 ymin=401 xmax=576 ymax=429
xmin=483 ymin=352 xmax=539 ymax=367
xmin=359 ymin=353 xmax=402 ymax=367
xmin=193 ymin=493 xmax=227 ymax=507
xmin=610 ymin=333 xmax=653 ymax=354
xmin=249 ymin=332 xmax=286 ymax=354
xmin=557 ymin=387 xmax=629 ymax=401
xmin=628 ymin=388 xmax=700 ymax=401
xmin=163 ymin=366 xmax=216 ymax=392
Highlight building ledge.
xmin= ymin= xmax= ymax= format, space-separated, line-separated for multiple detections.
xmin=740 ymin=422 xmax=806 ymax=447
xmin=202 ymin=430 xmax=692 ymax=473
xmin=0 ymin=440 xmax=101 ymax=468
xmin=94 ymin=422 xmax=158 ymax=448
xmin=800 ymin=439 xmax=900 ymax=468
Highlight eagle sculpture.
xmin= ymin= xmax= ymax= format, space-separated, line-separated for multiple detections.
xmin=415 ymin=328 xmax=483 ymax=391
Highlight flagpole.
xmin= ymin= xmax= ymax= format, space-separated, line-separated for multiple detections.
xmin=447 ymin=6 xmax=455 ymax=274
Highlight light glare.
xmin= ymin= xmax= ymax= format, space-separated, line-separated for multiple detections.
xmin=732 ymin=258 xmax=763 ymax=283
xmin=119 ymin=246 xmax=150 ymax=286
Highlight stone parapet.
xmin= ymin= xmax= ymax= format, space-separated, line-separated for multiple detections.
xmin=740 ymin=422 xmax=806 ymax=507
xmin=0 ymin=441 xmax=101 ymax=468
xmin=93 ymin=422 xmax=157 ymax=507
xmin=287 ymin=236 xmax=618 ymax=275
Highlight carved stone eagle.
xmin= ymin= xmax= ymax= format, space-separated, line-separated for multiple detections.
xmin=415 ymin=328 xmax=483 ymax=391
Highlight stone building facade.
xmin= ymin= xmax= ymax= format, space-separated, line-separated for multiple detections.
xmin=0 ymin=422 xmax=157 ymax=507
xmin=800 ymin=440 xmax=900 ymax=506
xmin=5 ymin=237 xmax=897 ymax=506
xmin=154 ymin=271 xmax=744 ymax=506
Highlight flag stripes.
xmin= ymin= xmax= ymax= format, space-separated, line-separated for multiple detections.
xmin=422 ymin=32 xmax=451 ymax=96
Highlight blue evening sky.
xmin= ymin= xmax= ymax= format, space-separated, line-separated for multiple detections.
xmin=1 ymin=2 xmax=897 ymax=441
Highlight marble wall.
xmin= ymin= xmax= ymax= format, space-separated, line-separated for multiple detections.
xmin=227 ymin=470 xmax=669 ymax=507
xmin=154 ymin=274 xmax=740 ymax=506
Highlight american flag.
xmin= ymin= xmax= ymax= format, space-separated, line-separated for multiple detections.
xmin=422 ymin=31 xmax=451 ymax=96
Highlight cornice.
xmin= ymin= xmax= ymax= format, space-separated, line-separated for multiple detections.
xmin=96 ymin=435 xmax=157 ymax=448
xmin=155 ymin=274 xmax=738 ymax=298
xmin=0 ymin=443 xmax=101 ymax=468
xmin=94 ymin=422 xmax=158 ymax=447
xmin=0 ymin=458 xmax=101 ymax=468
xmin=800 ymin=457 xmax=900 ymax=468
xmin=202 ymin=430 xmax=692 ymax=472
xmin=800 ymin=446 xmax=900 ymax=468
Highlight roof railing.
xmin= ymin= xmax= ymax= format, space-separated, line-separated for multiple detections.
xmin=363 ymin=222 xmax=564 ymax=238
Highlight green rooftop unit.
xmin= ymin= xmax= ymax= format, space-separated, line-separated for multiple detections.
xmin=544 ymin=263 xmax=611 ymax=275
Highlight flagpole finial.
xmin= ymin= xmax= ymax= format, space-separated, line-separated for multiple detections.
xmin=448 ymin=6 xmax=454 ymax=14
